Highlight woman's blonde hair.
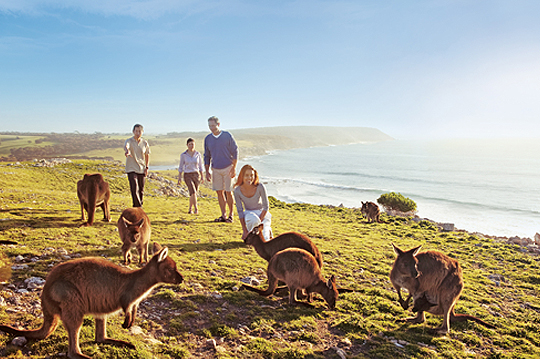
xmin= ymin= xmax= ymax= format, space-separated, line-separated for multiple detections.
xmin=235 ymin=164 xmax=260 ymax=187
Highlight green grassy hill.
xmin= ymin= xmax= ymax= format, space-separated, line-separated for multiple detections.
xmin=0 ymin=160 xmax=539 ymax=358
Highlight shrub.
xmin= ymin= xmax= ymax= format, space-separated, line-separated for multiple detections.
xmin=377 ymin=192 xmax=417 ymax=213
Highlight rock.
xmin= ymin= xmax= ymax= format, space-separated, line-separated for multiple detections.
xmin=129 ymin=325 xmax=144 ymax=335
xmin=240 ymin=276 xmax=260 ymax=286
xmin=15 ymin=255 xmax=24 ymax=262
xmin=25 ymin=277 xmax=45 ymax=289
xmin=12 ymin=336 xmax=27 ymax=347
xmin=190 ymin=282 xmax=204 ymax=290
xmin=207 ymin=339 xmax=217 ymax=350
xmin=535 ymin=233 xmax=540 ymax=245
xmin=441 ymin=223 xmax=454 ymax=232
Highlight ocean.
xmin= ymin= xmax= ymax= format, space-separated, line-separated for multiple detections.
xmin=236 ymin=138 xmax=540 ymax=239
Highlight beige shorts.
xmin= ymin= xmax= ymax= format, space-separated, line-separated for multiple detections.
xmin=212 ymin=165 xmax=233 ymax=192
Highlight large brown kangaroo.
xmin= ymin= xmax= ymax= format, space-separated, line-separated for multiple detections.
xmin=244 ymin=224 xmax=323 ymax=268
xmin=118 ymin=207 xmax=151 ymax=265
xmin=243 ymin=248 xmax=338 ymax=309
xmin=390 ymin=243 xmax=494 ymax=334
xmin=0 ymin=243 xmax=183 ymax=359
xmin=76 ymin=173 xmax=111 ymax=227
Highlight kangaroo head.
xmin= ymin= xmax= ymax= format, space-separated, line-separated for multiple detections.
xmin=152 ymin=245 xmax=184 ymax=285
xmin=392 ymin=243 xmax=422 ymax=279
xmin=122 ymin=217 xmax=145 ymax=242
xmin=325 ymin=275 xmax=338 ymax=309
xmin=245 ymin=224 xmax=264 ymax=245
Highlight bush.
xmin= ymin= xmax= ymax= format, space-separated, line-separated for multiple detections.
xmin=377 ymin=192 xmax=417 ymax=213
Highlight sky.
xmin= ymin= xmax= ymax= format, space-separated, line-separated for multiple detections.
xmin=1 ymin=0 xmax=540 ymax=139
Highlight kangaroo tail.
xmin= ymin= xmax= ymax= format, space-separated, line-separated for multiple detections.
xmin=0 ymin=313 xmax=60 ymax=340
xmin=241 ymin=284 xmax=274 ymax=297
xmin=451 ymin=313 xmax=495 ymax=329
xmin=85 ymin=189 xmax=97 ymax=225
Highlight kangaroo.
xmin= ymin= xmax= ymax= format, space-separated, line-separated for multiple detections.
xmin=0 ymin=243 xmax=183 ymax=359
xmin=244 ymin=224 xmax=323 ymax=268
xmin=118 ymin=207 xmax=151 ymax=265
xmin=390 ymin=243 xmax=494 ymax=334
xmin=243 ymin=248 xmax=338 ymax=309
xmin=77 ymin=173 xmax=111 ymax=227
xmin=361 ymin=201 xmax=381 ymax=223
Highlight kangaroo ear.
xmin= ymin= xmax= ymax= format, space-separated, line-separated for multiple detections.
xmin=153 ymin=242 xmax=163 ymax=253
xmin=157 ymin=247 xmax=169 ymax=262
xmin=122 ymin=216 xmax=132 ymax=227
xmin=327 ymin=275 xmax=336 ymax=288
xmin=392 ymin=243 xmax=403 ymax=256
xmin=134 ymin=218 xmax=145 ymax=227
xmin=411 ymin=245 xmax=422 ymax=256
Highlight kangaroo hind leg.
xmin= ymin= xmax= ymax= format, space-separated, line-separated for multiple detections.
xmin=95 ymin=316 xmax=135 ymax=349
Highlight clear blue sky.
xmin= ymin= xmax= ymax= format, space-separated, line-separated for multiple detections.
xmin=1 ymin=0 xmax=540 ymax=139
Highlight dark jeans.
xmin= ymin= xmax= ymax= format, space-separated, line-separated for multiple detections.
xmin=127 ymin=172 xmax=146 ymax=207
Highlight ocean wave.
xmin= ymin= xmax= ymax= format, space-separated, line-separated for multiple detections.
xmin=321 ymin=170 xmax=521 ymax=193
xmin=261 ymin=176 xmax=540 ymax=217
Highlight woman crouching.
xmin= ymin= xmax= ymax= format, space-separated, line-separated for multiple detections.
xmin=234 ymin=165 xmax=273 ymax=241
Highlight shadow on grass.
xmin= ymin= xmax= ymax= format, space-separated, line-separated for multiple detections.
xmin=0 ymin=208 xmax=112 ymax=230
xmin=165 ymin=241 xmax=246 ymax=253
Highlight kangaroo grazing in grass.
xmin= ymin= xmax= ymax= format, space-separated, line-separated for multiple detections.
xmin=243 ymin=248 xmax=338 ymax=309
xmin=0 ymin=243 xmax=183 ymax=359
xmin=361 ymin=201 xmax=381 ymax=223
xmin=244 ymin=224 xmax=323 ymax=268
xmin=77 ymin=173 xmax=111 ymax=227
xmin=118 ymin=207 xmax=151 ymax=265
xmin=390 ymin=243 xmax=494 ymax=334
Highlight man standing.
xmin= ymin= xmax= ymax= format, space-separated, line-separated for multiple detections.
xmin=204 ymin=116 xmax=238 ymax=222
xmin=124 ymin=124 xmax=150 ymax=207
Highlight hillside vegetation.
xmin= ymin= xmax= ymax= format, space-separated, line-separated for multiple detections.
xmin=0 ymin=160 xmax=539 ymax=358
xmin=0 ymin=126 xmax=393 ymax=165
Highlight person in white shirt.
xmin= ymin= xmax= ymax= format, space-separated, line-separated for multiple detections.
xmin=233 ymin=164 xmax=272 ymax=241
xmin=178 ymin=138 xmax=204 ymax=214
xmin=124 ymin=124 xmax=150 ymax=207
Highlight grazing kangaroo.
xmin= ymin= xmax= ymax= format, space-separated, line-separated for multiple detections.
xmin=361 ymin=201 xmax=381 ymax=223
xmin=118 ymin=207 xmax=151 ymax=265
xmin=390 ymin=243 xmax=494 ymax=334
xmin=244 ymin=224 xmax=323 ymax=268
xmin=0 ymin=243 xmax=183 ymax=359
xmin=243 ymin=248 xmax=338 ymax=309
xmin=77 ymin=173 xmax=111 ymax=227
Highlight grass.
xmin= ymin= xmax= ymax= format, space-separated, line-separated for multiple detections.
xmin=1 ymin=160 xmax=540 ymax=358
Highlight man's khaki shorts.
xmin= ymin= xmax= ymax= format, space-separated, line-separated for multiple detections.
xmin=212 ymin=165 xmax=233 ymax=191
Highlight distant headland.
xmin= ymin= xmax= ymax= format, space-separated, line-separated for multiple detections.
xmin=0 ymin=126 xmax=393 ymax=165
